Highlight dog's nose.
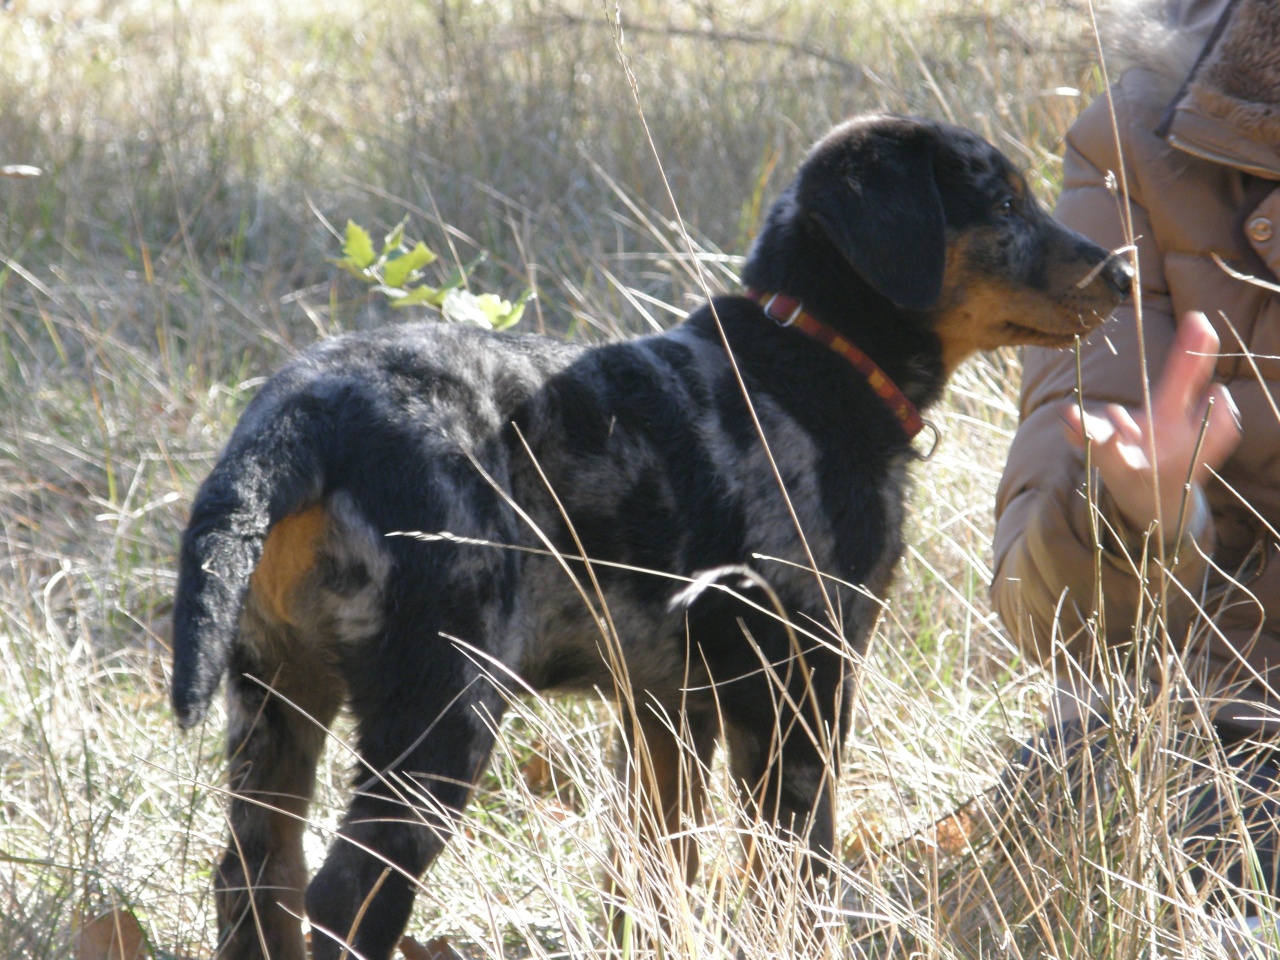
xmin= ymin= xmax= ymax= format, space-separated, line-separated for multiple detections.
xmin=1101 ymin=253 xmax=1133 ymax=300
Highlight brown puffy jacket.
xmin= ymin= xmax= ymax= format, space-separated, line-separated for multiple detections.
xmin=992 ymin=0 xmax=1280 ymax=734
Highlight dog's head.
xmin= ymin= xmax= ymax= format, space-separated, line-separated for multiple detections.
xmin=743 ymin=114 xmax=1132 ymax=376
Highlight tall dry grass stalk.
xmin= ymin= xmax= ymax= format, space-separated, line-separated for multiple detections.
xmin=3 ymin=0 xmax=1276 ymax=957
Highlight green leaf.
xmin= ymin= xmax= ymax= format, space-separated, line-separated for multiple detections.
xmin=439 ymin=288 xmax=531 ymax=328
xmin=342 ymin=221 xmax=377 ymax=270
xmin=437 ymin=253 xmax=488 ymax=294
xmin=389 ymin=284 xmax=447 ymax=309
xmin=382 ymin=242 xmax=438 ymax=290
xmin=441 ymin=289 xmax=495 ymax=327
xmin=491 ymin=290 xmax=531 ymax=331
xmin=329 ymin=255 xmax=369 ymax=279
xmin=476 ymin=293 xmax=510 ymax=326
xmin=382 ymin=217 xmax=408 ymax=257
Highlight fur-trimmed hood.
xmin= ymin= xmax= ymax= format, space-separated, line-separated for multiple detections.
xmin=1180 ymin=0 xmax=1280 ymax=147
xmin=1103 ymin=0 xmax=1280 ymax=168
xmin=1100 ymin=0 xmax=1224 ymax=85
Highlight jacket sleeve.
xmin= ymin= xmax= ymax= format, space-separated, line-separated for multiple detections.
xmin=991 ymin=78 xmax=1214 ymax=667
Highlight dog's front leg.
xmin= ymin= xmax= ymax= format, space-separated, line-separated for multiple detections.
xmin=724 ymin=676 xmax=847 ymax=958
xmin=607 ymin=702 xmax=719 ymax=948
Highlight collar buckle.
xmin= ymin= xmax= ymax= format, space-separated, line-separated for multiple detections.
xmin=763 ymin=292 xmax=803 ymax=327
xmin=912 ymin=420 xmax=942 ymax=461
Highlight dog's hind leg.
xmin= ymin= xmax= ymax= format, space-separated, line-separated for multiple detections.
xmin=303 ymin=648 xmax=509 ymax=960
xmin=215 ymin=618 xmax=344 ymax=960
xmin=214 ymin=497 xmax=391 ymax=959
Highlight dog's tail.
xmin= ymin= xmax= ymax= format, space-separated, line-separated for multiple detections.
xmin=170 ymin=400 xmax=326 ymax=728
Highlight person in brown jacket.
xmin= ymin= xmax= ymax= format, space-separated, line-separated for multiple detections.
xmin=992 ymin=0 xmax=1280 ymax=896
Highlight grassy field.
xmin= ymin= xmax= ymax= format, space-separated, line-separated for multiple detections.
xmin=2 ymin=0 xmax=1276 ymax=957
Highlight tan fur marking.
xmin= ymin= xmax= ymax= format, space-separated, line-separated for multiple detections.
xmin=932 ymin=236 xmax=1110 ymax=376
xmin=934 ymin=280 xmax=1019 ymax=376
xmin=933 ymin=240 xmax=1003 ymax=376
xmin=250 ymin=505 xmax=327 ymax=625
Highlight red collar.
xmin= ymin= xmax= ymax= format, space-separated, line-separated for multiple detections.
xmin=746 ymin=288 xmax=925 ymax=441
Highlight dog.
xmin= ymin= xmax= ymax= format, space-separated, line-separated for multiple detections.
xmin=171 ymin=113 xmax=1131 ymax=959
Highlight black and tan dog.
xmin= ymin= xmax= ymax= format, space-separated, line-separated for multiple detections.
xmin=171 ymin=114 xmax=1130 ymax=959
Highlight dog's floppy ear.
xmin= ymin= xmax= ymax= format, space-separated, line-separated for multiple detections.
xmin=808 ymin=141 xmax=946 ymax=311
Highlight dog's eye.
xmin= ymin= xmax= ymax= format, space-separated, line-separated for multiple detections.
xmin=996 ymin=197 xmax=1016 ymax=218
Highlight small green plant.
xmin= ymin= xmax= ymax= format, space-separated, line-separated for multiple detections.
xmin=332 ymin=218 xmax=530 ymax=330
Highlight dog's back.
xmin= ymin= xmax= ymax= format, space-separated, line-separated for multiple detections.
xmin=174 ymin=310 xmax=893 ymax=716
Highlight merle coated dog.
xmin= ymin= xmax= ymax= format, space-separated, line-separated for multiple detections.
xmin=171 ymin=114 xmax=1131 ymax=959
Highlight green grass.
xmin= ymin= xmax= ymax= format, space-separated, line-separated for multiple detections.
xmin=2 ymin=0 xmax=1276 ymax=957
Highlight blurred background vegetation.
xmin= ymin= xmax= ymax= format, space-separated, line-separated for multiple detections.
xmin=7 ymin=3 xmax=1228 ymax=959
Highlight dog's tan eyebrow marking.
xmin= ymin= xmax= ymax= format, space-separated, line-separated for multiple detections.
xmin=250 ymin=505 xmax=327 ymax=625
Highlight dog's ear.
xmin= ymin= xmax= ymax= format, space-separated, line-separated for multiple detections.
xmin=809 ymin=143 xmax=946 ymax=311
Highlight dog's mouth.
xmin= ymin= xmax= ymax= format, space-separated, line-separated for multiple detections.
xmin=1000 ymin=310 xmax=1110 ymax=347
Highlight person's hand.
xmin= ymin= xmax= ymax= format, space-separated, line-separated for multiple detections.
xmin=1061 ymin=311 xmax=1241 ymax=537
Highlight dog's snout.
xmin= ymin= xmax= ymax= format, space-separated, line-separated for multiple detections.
xmin=1101 ymin=253 xmax=1133 ymax=300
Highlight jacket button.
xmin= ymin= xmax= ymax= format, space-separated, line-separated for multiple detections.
xmin=1248 ymin=216 xmax=1275 ymax=243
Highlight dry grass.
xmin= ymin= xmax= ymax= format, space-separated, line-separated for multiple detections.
xmin=3 ymin=0 xmax=1277 ymax=957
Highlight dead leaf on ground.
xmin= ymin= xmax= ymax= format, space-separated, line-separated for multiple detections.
xmin=933 ymin=807 xmax=976 ymax=855
xmin=842 ymin=820 xmax=886 ymax=859
xmin=521 ymin=749 xmax=554 ymax=794
xmin=74 ymin=907 xmax=150 ymax=960
xmin=400 ymin=934 xmax=464 ymax=960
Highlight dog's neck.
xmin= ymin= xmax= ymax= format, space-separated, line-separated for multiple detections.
xmin=739 ymin=220 xmax=948 ymax=413
xmin=745 ymin=287 xmax=925 ymax=441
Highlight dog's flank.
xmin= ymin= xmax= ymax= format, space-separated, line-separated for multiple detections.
xmin=172 ymin=114 xmax=1130 ymax=960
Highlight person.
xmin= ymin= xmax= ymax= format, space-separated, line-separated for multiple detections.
xmin=991 ymin=0 xmax=1280 ymax=899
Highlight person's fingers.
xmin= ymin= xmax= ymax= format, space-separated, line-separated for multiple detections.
xmin=1061 ymin=401 xmax=1115 ymax=448
xmin=1192 ymin=383 xmax=1243 ymax=481
xmin=1063 ymin=404 xmax=1142 ymax=483
xmin=1103 ymin=403 xmax=1144 ymax=445
xmin=1060 ymin=401 xmax=1086 ymax=448
xmin=1095 ymin=404 xmax=1153 ymax=474
xmin=1155 ymin=311 xmax=1220 ymax=420
xmin=1053 ymin=317 xmax=1235 ymax=533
